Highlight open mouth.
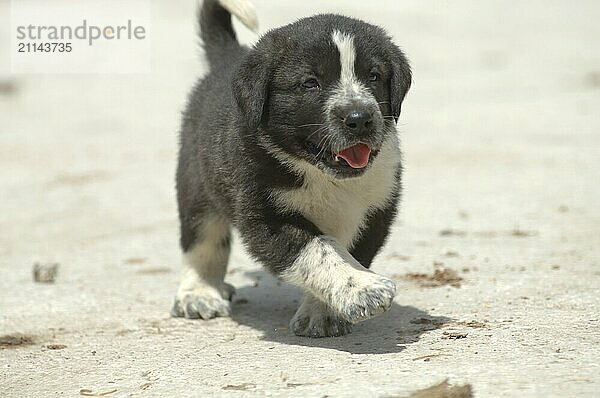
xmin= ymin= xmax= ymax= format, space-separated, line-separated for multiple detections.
xmin=305 ymin=141 xmax=380 ymax=173
xmin=334 ymin=143 xmax=372 ymax=169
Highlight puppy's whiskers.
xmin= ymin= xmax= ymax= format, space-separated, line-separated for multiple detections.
xmin=314 ymin=134 xmax=328 ymax=150
xmin=316 ymin=134 xmax=335 ymax=159
xmin=305 ymin=126 xmax=327 ymax=141
xmin=314 ymin=134 xmax=329 ymax=158
xmin=297 ymin=123 xmax=324 ymax=128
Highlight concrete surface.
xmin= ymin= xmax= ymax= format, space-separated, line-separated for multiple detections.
xmin=1 ymin=1 xmax=599 ymax=397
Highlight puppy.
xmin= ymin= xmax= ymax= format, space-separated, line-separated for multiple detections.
xmin=171 ymin=0 xmax=412 ymax=337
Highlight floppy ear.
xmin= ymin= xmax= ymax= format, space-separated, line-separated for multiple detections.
xmin=232 ymin=48 xmax=269 ymax=131
xmin=389 ymin=47 xmax=412 ymax=123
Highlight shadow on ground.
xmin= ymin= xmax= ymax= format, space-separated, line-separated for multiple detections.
xmin=230 ymin=270 xmax=450 ymax=354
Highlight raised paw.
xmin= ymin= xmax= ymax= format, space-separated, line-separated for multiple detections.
xmin=334 ymin=273 xmax=397 ymax=324
xmin=289 ymin=294 xmax=352 ymax=337
xmin=171 ymin=282 xmax=235 ymax=320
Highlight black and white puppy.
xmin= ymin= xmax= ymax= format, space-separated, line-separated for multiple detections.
xmin=171 ymin=0 xmax=411 ymax=337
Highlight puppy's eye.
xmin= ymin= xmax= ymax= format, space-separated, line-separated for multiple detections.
xmin=302 ymin=78 xmax=320 ymax=89
xmin=369 ymin=72 xmax=380 ymax=82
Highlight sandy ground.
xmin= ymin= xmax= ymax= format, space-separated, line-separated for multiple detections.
xmin=1 ymin=1 xmax=600 ymax=397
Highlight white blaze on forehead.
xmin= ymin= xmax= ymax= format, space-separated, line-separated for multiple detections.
xmin=330 ymin=30 xmax=371 ymax=104
xmin=332 ymin=30 xmax=357 ymax=83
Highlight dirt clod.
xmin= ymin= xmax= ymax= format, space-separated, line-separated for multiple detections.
xmin=222 ymin=383 xmax=255 ymax=391
xmin=439 ymin=229 xmax=466 ymax=237
xmin=387 ymin=253 xmax=411 ymax=261
xmin=33 ymin=263 xmax=59 ymax=283
xmin=140 ymin=383 xmax=153 ymax=390
xmin=460 ymin=321 xmax=486 ymax=329
xmin=47 ymin=171 xmax=110 ymax=188
xmin=403 ymin=268 xmax=463 ymax=288
xmin=411 ymin=318 xmax=434 ymax=325
xmin=406 ymin=379 xmax=473 ymax=398
xmin=0 ymin=80 xmax=17 ymax=95
xmin=136 ymin=267 xmax=172 ymax=275
xmin=410 ymin=318 xmax=446 ymax=328
xmin=412 ymin=353 xmax=448 ymax=362
xmin=0 ymin=334 xmax=36 ymax=349
xmin=79 ymin=389 xmax=118 ymax=396
xmin=124 ymin=257 xmax=147 ymax=265
xmin=510 ymin=228 xmax=537 ymax=237
xmin=46 ymin=344 xmax=67 ymax=350
xmin=442 ymin=331 xmax=468 ymax=340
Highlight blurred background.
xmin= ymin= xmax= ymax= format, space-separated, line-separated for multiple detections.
xmin=1 ymin=1 xmax=599 ymax=397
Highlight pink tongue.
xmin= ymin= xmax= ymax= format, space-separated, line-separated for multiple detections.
xmin=336 ymin=143 xmax=371 ymax=169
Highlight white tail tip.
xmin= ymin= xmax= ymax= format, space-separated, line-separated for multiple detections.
xmin=218 ymin=0 xmax=259 ymax=32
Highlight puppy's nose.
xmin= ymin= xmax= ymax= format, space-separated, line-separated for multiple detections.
xmin=344 ymin=110 xmax=373 ymax=130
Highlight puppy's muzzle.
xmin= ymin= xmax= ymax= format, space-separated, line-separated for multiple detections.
xmin=332 ymin=103 xmax=383 ymax=144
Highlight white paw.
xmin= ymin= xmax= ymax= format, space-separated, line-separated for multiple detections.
xmin=171 ymin=282 xmax=235 ymax=320
xmin=290 ymin=305 xmax=352 ymax=338
xmin=332 ymin=273 xmax=397 ymax=324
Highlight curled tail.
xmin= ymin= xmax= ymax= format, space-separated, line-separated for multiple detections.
xmin=199 ymin=0 xmax=258 ymax=65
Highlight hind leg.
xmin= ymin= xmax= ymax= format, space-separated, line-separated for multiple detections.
xmin=171 ymin=214 xmax=234 ymax=319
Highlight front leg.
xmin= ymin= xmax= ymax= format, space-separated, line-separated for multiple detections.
xmin=284 ymin=235 xmax=397 ymax=323
xmin=239 ymin=211 xmax=397 ymax=335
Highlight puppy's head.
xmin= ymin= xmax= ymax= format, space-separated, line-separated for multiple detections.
xmin=233 ymin=14 xmax=411 ymax=179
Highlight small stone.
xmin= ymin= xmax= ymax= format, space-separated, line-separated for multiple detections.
xmin=33 ymin=263 xmax=59 ymax=283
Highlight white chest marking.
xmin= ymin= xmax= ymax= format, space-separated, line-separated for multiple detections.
xmin=268 ymin=136 xmax=400 ymax=248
